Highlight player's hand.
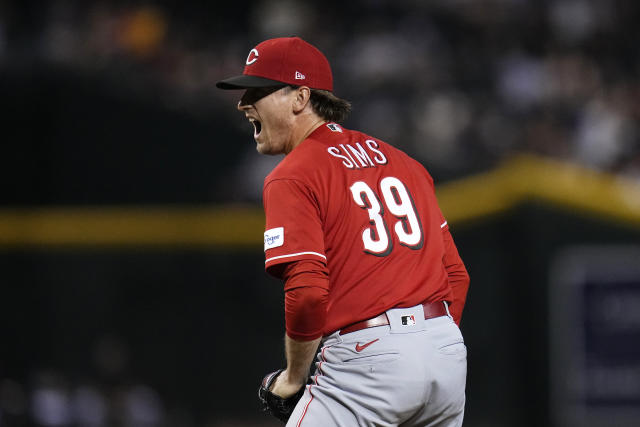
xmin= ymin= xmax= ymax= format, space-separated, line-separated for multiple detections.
xmin=258 ymin=369 xmax=306 ymax=422
xmin=270 ymin=369 xmax=306 ymax=398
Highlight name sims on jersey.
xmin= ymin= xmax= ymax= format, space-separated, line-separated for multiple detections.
xmin=327 ymin=140 xmax=388 ymax=169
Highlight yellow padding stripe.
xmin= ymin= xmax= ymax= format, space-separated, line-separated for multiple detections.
xmin=437 ymin=155 xmax=640 ymax=226
xmin=0 ymin=155 xmax=639 ymax=247
xmin=0 ymin=206 xmax=265 ymax=247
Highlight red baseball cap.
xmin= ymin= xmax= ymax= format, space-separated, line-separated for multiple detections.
xmin=216 ymin=37 xmax=333 ymax=91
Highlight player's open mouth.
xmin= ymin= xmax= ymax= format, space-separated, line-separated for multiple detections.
xmin=249 ymin=118 xmax=262 ymax=137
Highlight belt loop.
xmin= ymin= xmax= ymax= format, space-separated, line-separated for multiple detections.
xmin=443 ymin=301 xmax=452 ymax=320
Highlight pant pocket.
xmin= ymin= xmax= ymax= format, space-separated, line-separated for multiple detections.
xmin=343 ymin=352 xmax=400 ymax=364
xmin=432 ymin=322 xmax=466 ymax=356
xmin=437 ymin=341 xmax=467 ymax=356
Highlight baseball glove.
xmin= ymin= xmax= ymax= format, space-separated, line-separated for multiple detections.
xmin=258 ymin=369 xmax=306 ymax=422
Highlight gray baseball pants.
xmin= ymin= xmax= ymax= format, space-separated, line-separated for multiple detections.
xmin=287 ymin=303 xmax=467 ymax=426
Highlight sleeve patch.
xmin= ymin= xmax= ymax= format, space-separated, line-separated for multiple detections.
xmin=264 ymin=227 xmax=284 ymax=251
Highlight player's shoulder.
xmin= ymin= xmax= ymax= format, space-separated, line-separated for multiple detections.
xmin=302 ymin=122 xmax=353 ymax=159
xmin=265 ymin=122 xmax=431 ymax=184
xmin=265 ymin=122 xmax=348 ymax=182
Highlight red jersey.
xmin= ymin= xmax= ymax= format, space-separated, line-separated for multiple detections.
xmin=263 ymin=123 xmax=457 ymax=335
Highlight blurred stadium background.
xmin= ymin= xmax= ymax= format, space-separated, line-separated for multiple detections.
xmin=1 ymin=0 xmax=639 ymax=426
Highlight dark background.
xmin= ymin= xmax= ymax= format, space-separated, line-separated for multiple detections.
xmin=1 ymin=1 xmax=640 ymax=426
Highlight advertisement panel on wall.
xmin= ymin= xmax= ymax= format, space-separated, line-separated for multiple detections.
xmin=550 ymin=246 xmax=640 ymax=427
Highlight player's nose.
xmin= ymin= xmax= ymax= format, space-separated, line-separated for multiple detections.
xmin=237 ymin=91 xmax=252 ymax=111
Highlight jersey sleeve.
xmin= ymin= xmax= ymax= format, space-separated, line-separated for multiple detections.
xmin=442 ymin=227 xmax=470 ymax=325
xmin=263 ymin=178 xmax=327 ymax=275
xmin=282 ymin=260 xmax=330 ymax=341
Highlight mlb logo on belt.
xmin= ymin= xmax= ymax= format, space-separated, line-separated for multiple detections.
xmin=401 ymin=315 xmax=416 ymax=326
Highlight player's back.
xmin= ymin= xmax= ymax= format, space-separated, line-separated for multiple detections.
xmin=265 ymin=123 xmax=452 ymax=334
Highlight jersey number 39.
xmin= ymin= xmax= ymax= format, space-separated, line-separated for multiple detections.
xmin=350 ymin=177 xmax=424 ymax=256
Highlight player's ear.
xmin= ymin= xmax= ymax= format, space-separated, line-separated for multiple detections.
xmin=291 ymin=86 xmax=311 ymax=114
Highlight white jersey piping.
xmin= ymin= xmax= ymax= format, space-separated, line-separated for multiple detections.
xmin=265 ymin=251 xmax=327 ymax=264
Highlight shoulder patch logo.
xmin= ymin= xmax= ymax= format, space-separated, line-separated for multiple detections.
xmin=327 ymin=123 xmax=343 ymax=132
xmin=264 ymin=227 xmax=284 ymax=251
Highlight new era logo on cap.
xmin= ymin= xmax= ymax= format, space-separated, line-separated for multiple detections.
xmin=216 ymin=37 xmax=333 ymax=91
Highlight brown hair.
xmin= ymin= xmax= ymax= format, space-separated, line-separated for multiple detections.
xmin=309 ymin=89 xmax=352 ymax=123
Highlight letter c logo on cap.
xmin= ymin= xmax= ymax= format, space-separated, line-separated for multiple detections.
xmin=246 ymin=48 xmax=259 ymax=65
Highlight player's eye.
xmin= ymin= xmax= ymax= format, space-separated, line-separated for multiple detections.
xmin=240 ymin=86 xmax=286 ymax=105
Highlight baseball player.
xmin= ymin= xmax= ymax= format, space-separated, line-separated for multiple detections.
xmin=217 ymin=37 xmax=470 ymax=426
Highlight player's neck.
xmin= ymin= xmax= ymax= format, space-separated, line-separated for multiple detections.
xmin=285 ymin=115 xmax=326 ymax=155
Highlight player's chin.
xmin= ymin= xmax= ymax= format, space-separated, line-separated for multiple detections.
xmin=255 ymin=140 xmax=272 ymax=155
xmin=255 ymin=138 xmax=279 ymax=155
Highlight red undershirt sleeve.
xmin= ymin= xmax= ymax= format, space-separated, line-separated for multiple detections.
xmin=279 ymin=260 xmax=330 ymax=341
xmin=442 ymin=228 xmax=470 ymax=325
